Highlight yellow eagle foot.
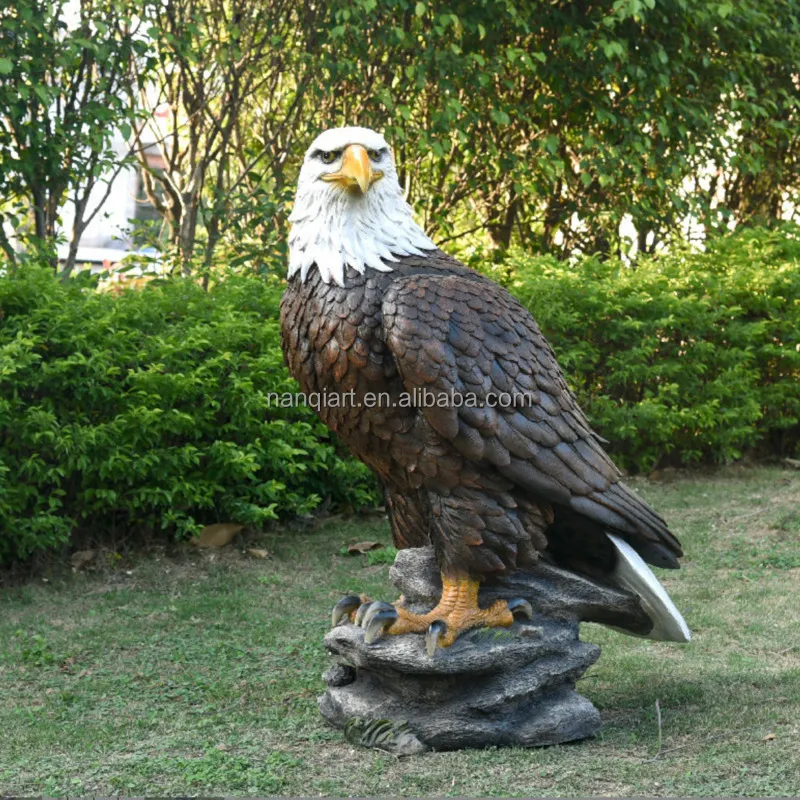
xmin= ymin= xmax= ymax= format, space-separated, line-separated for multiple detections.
xmin=331 ymin=576 xmax=532 ymax=656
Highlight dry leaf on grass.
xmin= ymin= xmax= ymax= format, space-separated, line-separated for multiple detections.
xmin=71 ymin=550 xmax=97 ymax=570
xmin=761 ymin=732 xmax=777 ymax=742
xmin=247 ymin=548 xmax=270 ymax=559
xmin=59 ymin=657 xmax=75 ymax=673
xmin=347 ymin=541 xmax=384 ymax=555
xmin=192 ymin=523 xmax=243 ymax=548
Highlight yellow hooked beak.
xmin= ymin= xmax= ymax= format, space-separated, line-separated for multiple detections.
xmin=322 ymin=144 xmax=383 ymax=195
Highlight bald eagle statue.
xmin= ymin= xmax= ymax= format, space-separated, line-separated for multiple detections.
xmin=281 ymin=126 xmax=690 ymax=656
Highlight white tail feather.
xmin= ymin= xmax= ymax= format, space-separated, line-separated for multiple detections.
xmin=607 ymin=534 xmax=691 ymax=643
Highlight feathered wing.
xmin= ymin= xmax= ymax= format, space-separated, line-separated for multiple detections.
xmin=381 ymin=269 xmax=683 ymax=571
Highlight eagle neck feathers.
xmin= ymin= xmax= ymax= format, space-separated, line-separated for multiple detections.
xmin=288 ymin=183 xmax=436 ymax=288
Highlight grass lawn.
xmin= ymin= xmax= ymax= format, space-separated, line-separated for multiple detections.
xmin=1 ymin=466 xmax=799 ymax=796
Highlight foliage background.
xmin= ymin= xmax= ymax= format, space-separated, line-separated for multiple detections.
xmin=512 ymin=225 xmax=800 ymax=472
xmin=2 ymin=0 xmax=799 ymax=273
xmin=1 ymin=0 xmax=799 ymax=562
xmin=1 ymin=227 xmax=798 ymax=563
xmin=0 ymin=270 xmax=376 ymax=562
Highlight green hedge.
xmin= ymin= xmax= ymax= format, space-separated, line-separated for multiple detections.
xmin=0 ymin=270 xmax=377 ymax=563
xmin=507 ymin=226 xmax=800 ymax=472
xmin=2 ymin=226 xmax=798 ymax=564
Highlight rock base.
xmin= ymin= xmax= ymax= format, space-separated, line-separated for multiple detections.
xmin=317 ymin=547 xmax=632 ymax=753
xmin=319 ymin=617 xmax=600 ymax=753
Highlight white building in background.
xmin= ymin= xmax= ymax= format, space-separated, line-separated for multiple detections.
xmin=56 ymin=121 xmax=166 ymax=270
xmin=56 ymin=133 xmax=138 ymax=266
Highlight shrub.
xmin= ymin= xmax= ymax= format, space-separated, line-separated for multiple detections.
xmin=0 ymin=269 xmax=378 ymax=564
xmin=506 ymin=225 xmax=800 ymax=472
xmin=2 ymin=226 xmax=798 ymax=564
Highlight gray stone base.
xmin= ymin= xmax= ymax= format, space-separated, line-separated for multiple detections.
xmin=316 ymin=546 xmax=642 ymax=753
xmin=319 ymin=617 xmax=601 ymax=753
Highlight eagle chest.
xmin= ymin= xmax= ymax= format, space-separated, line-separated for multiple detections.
xmin=280 ymin=272 xmax=410 ymax=465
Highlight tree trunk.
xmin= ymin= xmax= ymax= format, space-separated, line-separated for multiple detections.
xmin=177 ymin=165 xmax=205 ymax=275
xmin=62 ymin=236 xmax=82 ymax=280
xmin=487 ymin=191 xmax=520 ymax=252
xmin=201 ymin=214 xmax=221 ymax=289
xmin=0 ymin=221 xmax=17 ymax=270
xmin=60 ymin=194 xmax=91 ymax=279
xmin=31 ymin=187 xmax=47 ymax=242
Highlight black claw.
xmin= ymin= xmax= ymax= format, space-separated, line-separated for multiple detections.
xmin=331 ymin=595 xmax=363 ymax=628
xmin=360 ymin=601 xmax=395 ymax=630
xmin=354 ymin=600 xmax=374 ymax=627
xmin=426 ymin=619 xmax=448 ymax=657
xmin=363 ymin=608 xmax=398 ymax=644
xmin=508 ymin=597 xmax=533 ymax=620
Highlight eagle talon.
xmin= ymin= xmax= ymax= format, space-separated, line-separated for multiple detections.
xmin=354 ymin=600 xmax=375 ymax=627
xmin=426 ymin=620 xmax=448 ymax=657
xmin=363 ymin=606 xmax=399 ymax=644
xmin=332 ymin=580 xmax=534 ymax=654
xmin=331 ymin=594 xmax=364 ymax=628
xmin=507 ymin=598 xmax=533 ymax=620
xmin=360 ymin=601 xmax=395 ymax=629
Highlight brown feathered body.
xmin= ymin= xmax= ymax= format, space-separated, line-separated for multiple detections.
xmin=280 ymin=249 xmax=682 ymax=580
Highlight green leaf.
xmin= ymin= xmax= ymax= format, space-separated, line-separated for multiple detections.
xmin=489 ymin=108 xmax=511 ymax=126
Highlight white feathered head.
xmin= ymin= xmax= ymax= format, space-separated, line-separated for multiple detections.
xmin=288 ymin=126 xmax=436 ymax=287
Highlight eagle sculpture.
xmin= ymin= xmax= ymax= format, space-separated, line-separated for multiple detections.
xmin=281 ymin=127 xmax=690 ymax=656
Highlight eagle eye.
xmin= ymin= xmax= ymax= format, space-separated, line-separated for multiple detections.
xmin=367 ymin=149 xmax=381 ymax=161
xmin=319 ymin=150 xmax=338 ymax=164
